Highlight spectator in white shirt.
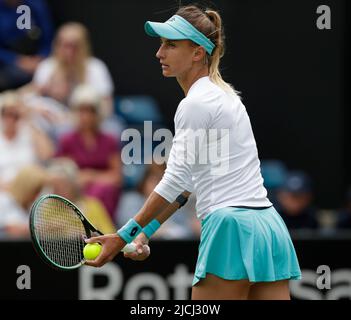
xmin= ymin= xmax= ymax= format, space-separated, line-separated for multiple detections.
xmin=0 ymin=90 xmax=54 ymax=189
xmin=30 ymin=22 xmax=123 ymax=140
xmin=33 ymin=22 xmax=114 ymax=116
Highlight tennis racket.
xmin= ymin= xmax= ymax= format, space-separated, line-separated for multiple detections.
xmin=29 ymin=194 xmax=136 ymax=270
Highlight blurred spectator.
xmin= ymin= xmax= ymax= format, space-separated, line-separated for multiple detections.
xmin=276 ymin=171 xmax=319 ymax=230
xmin=32 ymin=22 xmax=113 ymax=117
xmin=336 ymin=187 xmax=351 ymax=229
xmin=28 ymin=21 xmax=124 ymax=140
xmin=0 ymin=90 xmax=54 ymax=189
xmin=0 ymin=165 xmax=47 ymax=238
xmin=0 ymin=0 xmax=53 ymax=90
xmin=56 ymin=85 xmax=122 ymax=218
xmin=260 ymin=159 xmax=288 ymax=206
xmin=22 ymin=92 xmax=71 ymax=143
xmin=116 ymin=161 xmax=199 ymax=239
xmin=46 ymin=157 xmax=116 ymax=234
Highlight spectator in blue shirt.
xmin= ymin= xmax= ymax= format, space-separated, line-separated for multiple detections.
xmin=0 ymin=0 xmax=53 ymax=90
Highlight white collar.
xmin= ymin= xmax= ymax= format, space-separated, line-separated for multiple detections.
xmin=187 ymin=76 xmax=210 ymax=96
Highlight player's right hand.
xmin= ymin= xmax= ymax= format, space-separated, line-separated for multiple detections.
xmin=124 ymin=233 xmax=150 ymax=261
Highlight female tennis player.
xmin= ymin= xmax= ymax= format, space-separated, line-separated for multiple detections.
xmin=85 ymin=4 xmax=301 ymax=300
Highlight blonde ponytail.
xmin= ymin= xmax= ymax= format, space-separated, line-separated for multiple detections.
xmin=176 ymin=6 xmax=239 ymax=96
xmin=204 ymin=10 xmax=237 ymax=95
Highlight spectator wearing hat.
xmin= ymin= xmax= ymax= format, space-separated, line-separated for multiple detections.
xmin=276 ymin=171 xmax=319 ymax=230
xmin=56 ymin=84 xmax=122 ymax=218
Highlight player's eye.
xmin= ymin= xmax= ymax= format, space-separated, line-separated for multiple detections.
xmin=159 ymin=40 xmax=176 ymax=50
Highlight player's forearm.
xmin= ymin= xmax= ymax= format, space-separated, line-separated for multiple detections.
xmin=133 ymin=191 xmax=170 ymax=227
xmin=119 ymin=191 xmax=190 ymax=247
xmin=153 ymin=190 xmax=191 ymax=225
xmin=134 ymin=191 xmax=191 ymax=242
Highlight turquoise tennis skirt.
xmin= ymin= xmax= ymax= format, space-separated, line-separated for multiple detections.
xmin=193 ymin=206 xmax=302 ymax=286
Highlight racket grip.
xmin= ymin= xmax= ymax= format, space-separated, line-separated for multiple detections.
xmin=121 ymin=243 xmax=137 ymax=253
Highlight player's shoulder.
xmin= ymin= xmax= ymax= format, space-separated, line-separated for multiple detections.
xmin=177 ymin=97 xmax=207 ymax=121
xmin=180 ymin=83 xmax=224 ymax=112
xmin=191 ymin=76 xmax=222 ymax=95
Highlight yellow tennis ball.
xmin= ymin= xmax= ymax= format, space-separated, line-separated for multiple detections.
xmin=83 ymin=243 xmax=102 ymax=260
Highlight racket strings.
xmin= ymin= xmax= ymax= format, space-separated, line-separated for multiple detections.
xmin=33 ymin=198 xmax=86 ymax=268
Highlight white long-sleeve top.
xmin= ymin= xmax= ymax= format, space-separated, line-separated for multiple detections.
xmin=154 ymin=76 xmax=271 ymax=220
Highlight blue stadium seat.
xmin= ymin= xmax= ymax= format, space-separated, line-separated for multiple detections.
xmin=122 ymin=163 xmax=146 ymax=190
xmin=115 ymin=95 xmax=163 ymax=124
xmin=260 ymin=159 xmax=288 ymax=190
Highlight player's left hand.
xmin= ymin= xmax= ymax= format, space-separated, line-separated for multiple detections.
xmin=124 ymin=233 xmax=151 ymax=261
xmin=84 ymin=234 xmax=126 ymax=267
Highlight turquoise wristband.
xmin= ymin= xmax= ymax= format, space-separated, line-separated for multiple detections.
xmin=117 ymin=219 xmax=142 ymax=243
xmin=142 ymin=219 xmax=161 ymax=239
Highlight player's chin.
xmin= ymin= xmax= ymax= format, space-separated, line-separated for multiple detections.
xmin=161 ymin=69 xmax=174 ymax=77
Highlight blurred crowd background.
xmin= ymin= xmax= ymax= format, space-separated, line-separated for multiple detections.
xmin=0 ymin=0 xmax=349 ymax=240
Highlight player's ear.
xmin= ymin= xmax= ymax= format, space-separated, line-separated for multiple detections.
xmin=193 ymin=46 xmax=206 ymax=62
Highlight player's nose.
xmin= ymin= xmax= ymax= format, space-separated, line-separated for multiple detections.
xmin=156 ymin=46 xmax=164 ymax=59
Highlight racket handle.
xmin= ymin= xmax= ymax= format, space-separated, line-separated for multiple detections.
xmin=121 ymin=243 xmax=136 ymax=253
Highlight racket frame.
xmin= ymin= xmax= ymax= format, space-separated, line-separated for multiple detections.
xmin=29 ymin=194 xmax=103 ymax=271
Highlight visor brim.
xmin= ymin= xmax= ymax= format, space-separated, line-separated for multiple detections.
xmin=144 ymin=21 xmax=187 ymax=40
